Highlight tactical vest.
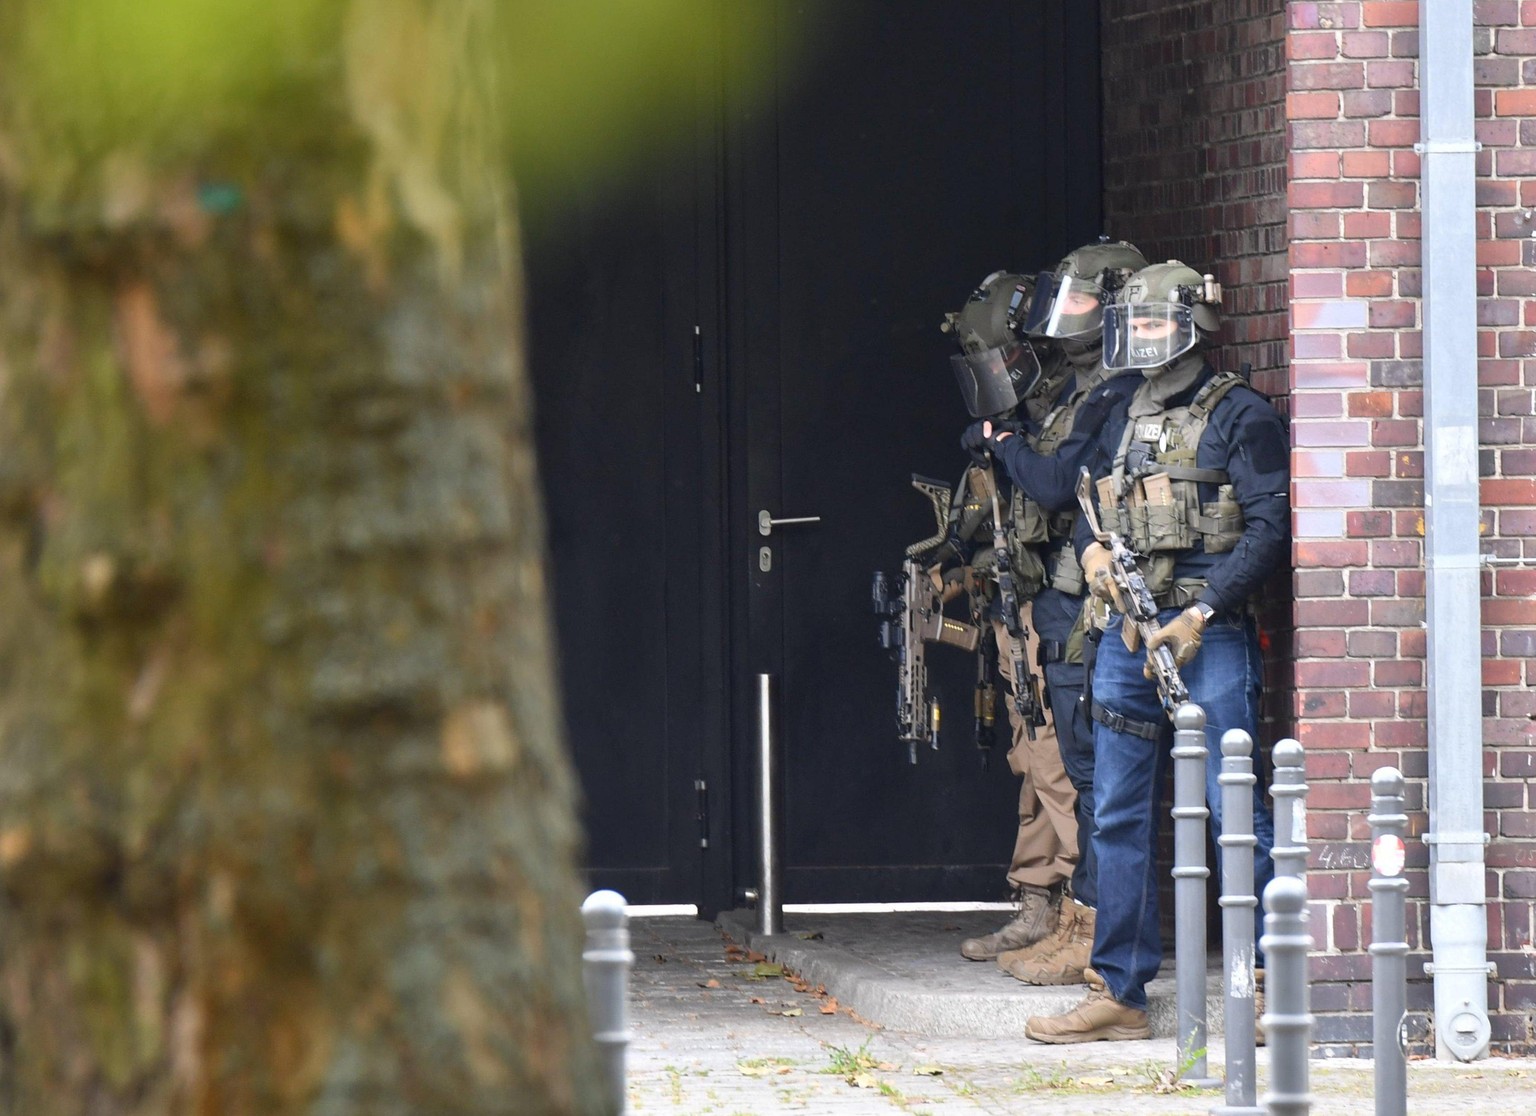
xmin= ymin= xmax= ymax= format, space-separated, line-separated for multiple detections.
xmin=1100 ymin=370 xmax=1249 ymax=598
xmin=1010 ymin=363 xmax=1120 ymax=598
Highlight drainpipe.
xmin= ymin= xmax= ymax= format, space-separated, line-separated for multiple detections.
xmin=1417 ymin=0 xmax=1492 ymax=1062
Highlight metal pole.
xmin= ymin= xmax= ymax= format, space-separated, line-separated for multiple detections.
xmin=756 ymin=673 xmax=784 ymax=935
xmin=1370 ymin=768 xmax=1409 ymax=1116
xmin=582 ymin=889 xmax=633 ymax=1116
xmin=1214 ymin=728 xmax=1261 ymax=1116
xmin=1419 ymin=0 xmax=1492 ymax=1063
xmin=1270 ymin=739 xmax=1308 ymax=882
xmin=1260 ymin=876 xmax=1313 ymax=1116
xmin=1172 ymin=702 xmax=1218 ymax=1086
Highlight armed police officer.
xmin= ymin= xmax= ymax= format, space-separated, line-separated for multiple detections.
xmin=949 ymin=242 xmax=1148 ymax=985
xmin=1023 ymin=261 xmax=1286 ymax=1045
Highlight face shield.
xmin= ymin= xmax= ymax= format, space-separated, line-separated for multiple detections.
xmin=1022 ymin=273 xmax=1109 ymax=341
xmin=1102 ymin=302 xmax=1200 ymax=371
xmin=950 ymin=342 xmax=1041 ymax=418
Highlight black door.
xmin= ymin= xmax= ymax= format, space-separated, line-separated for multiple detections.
xmin=523 ymin=111 xmax=725 ymax=906
xmin=727 ymin=1 xmax=1103 ymax=902
xmin=526 ymin=0 xmax=1101 ymax=910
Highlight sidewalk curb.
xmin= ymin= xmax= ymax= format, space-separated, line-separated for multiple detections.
xmin=718 ymin=909 xmax=1228 ymax=1041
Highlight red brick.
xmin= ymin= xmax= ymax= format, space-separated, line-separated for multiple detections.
xmin=1294 ymin=242 xmax=1368 ymax=269
xmin=1367 ymin=60 xmax=1417 ymax=87
xmin=1289 ymin=90 xmax=1342 ymax=119
xmin=1342 ymin=30 xmax=1391 ymax=57
xmin=1495 ymin=88 xmax=1536 ymax=115
xmin=1294 ymin=62 xmax=1368 ymax=90
xmin=1348 ymin=333 xmax=1396 ymax=359
xmin=1347 ymin=391 xmax=1395 ymax=417
xmin=1341 ymin=150 xmax=1392 ymax=178
xmin=1295 ymin=271 xmax=1345 ymax=298
xmin=1293 ymin=211 xmax=1343 ymax=239
xmin=1297 ymin=661 xmax=1371 ymax=688
xmin=1351 ymin=448 xmax=1400 ymax=475
xmin=1371 ymin=240 xmax=1421 ymax=266
xmin=1291 ymin=180 xmax=1366 ymax=209
xmin=1345 ymin=270 xmax=1395 ymax=297
xmin=1346 ymin=509 xmax=1394 ymax=536
xmin=1344 ymin=89 xmax=1395 ymax=117
xmin=1370 ymin=118 xmax=1420 ymax=146
xmin=1370 ymin=301 xmax=1416 ymax=327
xmin=1344 ymin=211 xmax=1392 ymax=237
xmin=1292 ymin=151 xmax=1342 ymax=179
xmin=1292 ymin=31 xmax=1343 ymax=60
xmin=1362 ymin=1 xmax=1419 ymax=26
xmin=1296 ymin=540 xmax=1370 ymax=567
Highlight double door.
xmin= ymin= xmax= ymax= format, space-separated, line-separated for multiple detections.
xmin=525 ymin=0 xmax=1102 ymax=911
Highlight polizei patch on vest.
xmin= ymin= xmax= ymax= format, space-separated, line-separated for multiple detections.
xmin=1134 ymin=422 xmax=1163 ymax=442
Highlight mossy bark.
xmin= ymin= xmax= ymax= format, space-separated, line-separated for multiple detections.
xmin=0 ymin=3 xmax=604 ymax=1113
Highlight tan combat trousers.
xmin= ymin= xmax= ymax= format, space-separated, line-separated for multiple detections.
xmin=993 ymin=600 xmax=1079 ymax=892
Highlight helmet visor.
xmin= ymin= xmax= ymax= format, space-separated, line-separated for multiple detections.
xmin=1022 ymin=273 xmax=1109 ymax=340
xmin=1103 ymin=302 xmax=1200 ymax=370
xmin=949 ymin=343 xmax=1041 ymax=418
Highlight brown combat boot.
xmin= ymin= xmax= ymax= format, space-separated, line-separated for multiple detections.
xmin=999 ymin=899 xmax=1095 ymax=985
xmin=958 ymin=885 xmax=1059 ymax=961
xmin=1024 ymin=967 xmax=1150 ymax=1044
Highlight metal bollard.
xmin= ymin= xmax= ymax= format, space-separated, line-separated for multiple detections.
xmin=1271 ymin=739 xmax=1308 ymax=882
xmin=755 ymin=673 xmax=785 ymax=935
xmin=1172 ymin=702 xmax=1219 ymax=1086
xmin=1369 ymin=768 xmax=1409 ymax=1116
xmin=582 ymin=889 xmax=634 ymax=1116
xmin=1260 ymin=876 xmax=1314 ymax=1116
xmin=1214 ymin=728 xmax=1262 ymax=1116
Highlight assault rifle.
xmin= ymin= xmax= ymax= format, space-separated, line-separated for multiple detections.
xmin=986 ymin=463 xmax=1044 ymax=739
xmin=1075 ymin=467 xmax=1189 ymax=716
xmin=873 ymin=475 xmax=981 ymax=762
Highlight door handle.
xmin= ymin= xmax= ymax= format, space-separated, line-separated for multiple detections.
xmin=758 ymin=510 xmax=822 ymax=537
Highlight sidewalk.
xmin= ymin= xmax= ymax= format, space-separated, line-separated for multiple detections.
xmin=626 ymin=910 xmax=1536 ymax=1114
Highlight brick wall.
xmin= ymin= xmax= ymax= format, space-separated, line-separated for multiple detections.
xmin=1101 ymin=0 xmax=1290 ymax=398
xmin=1287 ymin=0 xmax=1534 ymax=1055
xmin=1100 ymin=1 xmax=1296 ymax=750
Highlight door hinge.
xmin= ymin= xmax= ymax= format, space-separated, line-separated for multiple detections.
xmin=694 ymin=777 xmax=710 ymax=848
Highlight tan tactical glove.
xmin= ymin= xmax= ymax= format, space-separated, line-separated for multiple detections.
xmin=1143 ymin=605 xmax=1208 ymax=678
xmin=1081 ymin=542 xmax=1125 ymax=613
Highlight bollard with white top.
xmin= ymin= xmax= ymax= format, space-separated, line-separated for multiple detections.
xmin=1368 ymin=768 xmax=1409 ymax=1116
xmin=582 ymin=889 xmax=634 ymax=1116
xmin=1214 ymin=728 xmax=1262 ymax=1116
xmin=1270 ymin=739 xmax=1308 ymax=881
xmin=1172 ymin=702 xmax=1219 ymax=1086
xmin=1260 ymin=876 xmax=1313 ymax=1116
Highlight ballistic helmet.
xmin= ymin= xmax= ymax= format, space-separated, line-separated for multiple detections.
xmin=1102 ymin=261 xmax=1223 ymax=372
xmin=1022 ymin=240 xmax=1147 ymax=342
xmin=942 ymin=271 xmax=1043 ymax=418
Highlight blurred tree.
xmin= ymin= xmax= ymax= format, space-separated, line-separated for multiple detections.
xmin=0 ymin=0 xmax=776 ymax=1111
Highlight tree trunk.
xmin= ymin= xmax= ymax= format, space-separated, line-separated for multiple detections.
xmin=0 ymin=3 xmax=604 ymax=1113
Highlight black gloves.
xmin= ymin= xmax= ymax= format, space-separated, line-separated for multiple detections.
xmin=960 ymin=419 xmax=1025 ymax=464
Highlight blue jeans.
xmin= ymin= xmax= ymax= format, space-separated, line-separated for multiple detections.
xmin=1088 ymin=609 xmax=1275 ymax=1010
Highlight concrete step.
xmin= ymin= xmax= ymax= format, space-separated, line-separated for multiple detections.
xmin=718 ymin=908 xmax=1233 ymax=1042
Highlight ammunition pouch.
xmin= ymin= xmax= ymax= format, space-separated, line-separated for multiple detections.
xmin=1009 ymin=489 xmax=1050 ymax=546
xmin=1046 ymin=541 xmax=1086 ymax=597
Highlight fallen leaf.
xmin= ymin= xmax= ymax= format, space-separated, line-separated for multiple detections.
xmin=753 ymin=962 xmax=784 ymax=979
xmin=777 ymin=1007 xmax=804 ymax=1017
xmin=851 ymin=1072 xmax=879 ymax=1090
xmin=738 ymin=1063 xmax=772 ymax=1078
xmin=941 ymin=924 xmax=961 ymax=932
xmin=700 ymin=979 xmax=720 ymax=989
xmin=877 ymin=1061 xmax=900 ymax=1072
xmin=798 ymin=930 xmax=824 ymax=940
xmin=819 ymin=999 xmax=839 ymax=1014
xmin=747 ymin=950 xmax=768 ymax=963
xmin=749 ymin=997 xmax=767 ymax=1005
xmin=912 ymin=1064 xmax=944 ymax=1076
xmin=1076 ymin=1075 xmax=1113 ymax=1087
xmin=653 ymin=954 xmax=668 ymax=963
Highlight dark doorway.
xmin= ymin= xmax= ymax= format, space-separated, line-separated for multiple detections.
xmin=525 ymin=1 xmax=1102 ymax=910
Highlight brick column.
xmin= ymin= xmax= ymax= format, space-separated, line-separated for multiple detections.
xmin=1287 ymin=0 xmax=1535 ymax=1054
